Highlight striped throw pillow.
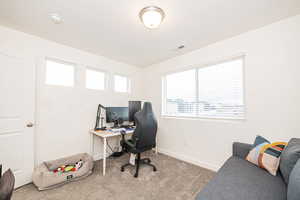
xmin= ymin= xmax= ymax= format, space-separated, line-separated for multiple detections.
xmin=246 ymin=136 xmax=287 ymax=176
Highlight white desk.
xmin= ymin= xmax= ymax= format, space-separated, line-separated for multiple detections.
xmin=90 ymin=128 xmax=158 ymax=176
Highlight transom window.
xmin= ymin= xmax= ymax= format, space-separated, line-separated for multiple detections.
xmin=45 ymin=59 xmax=75 ymax=87
xmin=86 ymin=68 xmax=105 ymax=90
xmin=162 ymin=57 xmax=245 ymax=119
xmin=114 ymin=75 xmax=130 ymax=93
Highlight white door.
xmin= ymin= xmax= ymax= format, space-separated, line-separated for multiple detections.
xmin=0 ymin=52 xmax=35 ymax=188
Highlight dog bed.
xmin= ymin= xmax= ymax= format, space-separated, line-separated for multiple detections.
xmin=32 ymin=153 xmax=93 ymax=190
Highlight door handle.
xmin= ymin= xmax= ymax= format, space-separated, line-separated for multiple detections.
xmin=26 ymin=122 xmax=34 ymax=127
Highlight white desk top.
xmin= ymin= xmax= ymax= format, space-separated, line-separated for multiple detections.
xmin=90 ymin=128 xmax=134 ymax=138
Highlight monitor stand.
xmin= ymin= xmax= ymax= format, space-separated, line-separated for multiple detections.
xmin=112 ymin=120 xmax=119 ymax=128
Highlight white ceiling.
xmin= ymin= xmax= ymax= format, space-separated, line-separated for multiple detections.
xmin=0 ymin=0 xmax=300 ymax=67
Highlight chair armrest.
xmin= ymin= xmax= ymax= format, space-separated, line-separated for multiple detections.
xmin=124 ymin=140 xmax=136 ymax=149
xmin=232 ymin=142 xmax=252 ymax=159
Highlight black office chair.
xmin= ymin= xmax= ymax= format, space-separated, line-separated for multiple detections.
xmin=0 ymin=166 xmax=15 ymax=200
xmin=120 ymin=102 xmax=158 ymax=178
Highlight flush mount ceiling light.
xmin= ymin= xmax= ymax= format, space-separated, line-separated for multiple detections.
xmin=50 ymin=13 xmax=62 ymax=24
xmin=177 ymin=45 xmax=185 ymax=49
xmin=139 ymin=6 xmax=165 ymax=29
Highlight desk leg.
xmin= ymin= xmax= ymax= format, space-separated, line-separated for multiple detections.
xmin=103 ymin=137 xmax=107 ymax=176
xmin=90 ymin=133 xmax=94 ymax=157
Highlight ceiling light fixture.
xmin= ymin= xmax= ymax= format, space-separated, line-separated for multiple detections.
xmin=50 ymin=13 xmax=62 ymax=24
xmin=177 ymin=45 xmax=185 ymax=49
xmin=139 ymin=6 xmax=165 ymax=29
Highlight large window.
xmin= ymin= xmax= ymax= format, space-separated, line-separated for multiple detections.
xmin=114 ymin=75 xmax=130 ymax=93
xmin=45 ymin=59 xmax=75 ymax=87
xmin=162 ymin=57 xmax=245 ymax=119
xmin=86 ymin=68 xmax=105 ymax=90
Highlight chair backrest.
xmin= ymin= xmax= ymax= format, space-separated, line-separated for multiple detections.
xmin=132 ymin=102 xmax=157 ymax=151
xmin=0 ymin=169 xmax=15 ymax=200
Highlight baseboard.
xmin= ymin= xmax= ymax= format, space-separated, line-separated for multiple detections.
xmin=92 ymin=152 xmax=115 ymax=161
xmin=158 ymin=148 xmax=219 ymax=172
xmin=92 ymin=153 xmax=103 ymax=161
xmin=93 ymin=148 xmax=219 ymax=172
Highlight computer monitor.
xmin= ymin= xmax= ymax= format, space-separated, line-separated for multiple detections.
xmin=129 ymin=101 xmax=142 ymax=125
xmin=106 ymin=107 xmax=129 ymax=125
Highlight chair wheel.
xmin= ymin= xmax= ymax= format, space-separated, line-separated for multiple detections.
xmin=134 ymin=173 xmax=138 ymax=178
xmin=153 ymin=167 xmax=157 ymax=172
xmin=121 ymin=167 xmax=124 ymax=172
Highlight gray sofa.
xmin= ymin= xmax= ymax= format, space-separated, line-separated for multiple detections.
xmin=196 ymin=139 xmax=300 ymax=200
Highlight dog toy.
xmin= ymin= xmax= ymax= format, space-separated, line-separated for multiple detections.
xmin=52 ymin=160 xmax=83 ymax=173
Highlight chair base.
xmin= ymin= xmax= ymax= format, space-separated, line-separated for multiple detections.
xmin=121 ymin=153 xmax=157 ymax=178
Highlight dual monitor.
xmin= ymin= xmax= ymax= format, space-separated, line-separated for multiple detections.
xmin=106 ymin=101 xmax=141 ymax=127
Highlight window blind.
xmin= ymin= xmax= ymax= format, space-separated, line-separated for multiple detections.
xmin=163 ymin=57 xmax=245 ymax=119
xmin=164 ymin=69 xmax=197 ymax=117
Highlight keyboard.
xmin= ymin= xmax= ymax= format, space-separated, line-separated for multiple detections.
xmin=120 ymin=125 xmax=134 ymax=129
xmin=109 ymin=127 xmax=134 ymax=133
xmin=109 ymin=128 xmax=125 ymax=133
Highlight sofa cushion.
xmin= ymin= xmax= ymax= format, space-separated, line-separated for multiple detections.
xmin=196 ymin=156 xmax=287 ymax=200
xmin=280 ymin=138 xmax=300 ymax=184
xmin=287 ymin=159 xmax=300 ymax=200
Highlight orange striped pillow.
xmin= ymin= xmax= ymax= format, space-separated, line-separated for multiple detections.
xmin=246 ymin=140 xmax=287 ymax=176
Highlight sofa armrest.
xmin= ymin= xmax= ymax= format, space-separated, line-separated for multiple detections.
xmin=232 ymin=142 xmax=252 ymax=159
xmin=288 ymin=159 xmax=300 ymax=200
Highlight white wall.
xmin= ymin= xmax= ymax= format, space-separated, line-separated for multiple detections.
xmin=141 ymin=15 xmax=300 ymax=171
xmin=0 ymin=25 xmax=143 ymax=164
xmin=1 ymin=14 xmax=300 ymax=172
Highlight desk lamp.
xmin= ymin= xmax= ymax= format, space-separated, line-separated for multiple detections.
xmin=94 ymin=104 xmax=106 ymax=131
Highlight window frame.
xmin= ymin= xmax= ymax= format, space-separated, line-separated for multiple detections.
xmin=113 ymin=74 xmax=131 ymax=93
xmin=85 ymin=67 xmax=107 ymax=91
xmin=161 ymin=55 xmax=246 ymax=120
xmin=45 ymin=57 xmax=76 ymax=87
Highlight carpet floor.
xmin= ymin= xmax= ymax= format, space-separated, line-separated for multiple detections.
xmin=12 ymin=152 xmax=215 ymax=200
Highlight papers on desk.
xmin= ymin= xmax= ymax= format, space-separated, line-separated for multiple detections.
xmin=107 ymin=128 xmax=135 ymax=133
xmin=108 ymin=128 xmax=126 ymax=133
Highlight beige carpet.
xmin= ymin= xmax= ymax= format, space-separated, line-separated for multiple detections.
xmin=12 ymin=152 xmax=215 ymax=200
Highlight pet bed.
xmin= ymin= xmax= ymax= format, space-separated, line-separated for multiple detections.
xmin=32 ymin=153 xmax=93 ymax=190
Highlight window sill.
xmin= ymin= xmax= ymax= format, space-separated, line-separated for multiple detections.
xmin=45 ymin=84 xmax=74 ymax=88
xmin=86 ymin=88 xmax=106 ymax=91
xmin=161 ymin=115 xmax=245 ymax=122
xmin=113 ymin=91 xmax=130 ymax=94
